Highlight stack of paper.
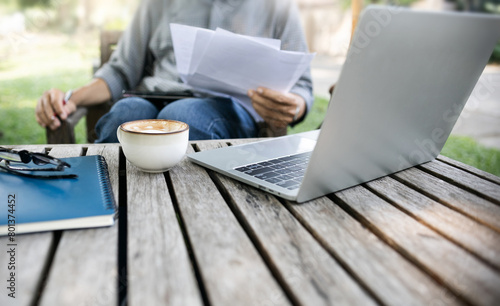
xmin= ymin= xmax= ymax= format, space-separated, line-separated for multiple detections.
xmin=170 ymin=23 xmax=315 ymax=109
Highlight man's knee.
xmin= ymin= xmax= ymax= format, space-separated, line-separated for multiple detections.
xmin=157 ymin=97 xmax=257 ymax=140
xmin=95 ymin=97 xmax=158 ymax=143
xmin=158 ymin=98 xmax=225 ymax=139
xmin=157 ymin=98 xmax=205 ymax=121
xmin=111 ymin=97 xmax=157 ymax=114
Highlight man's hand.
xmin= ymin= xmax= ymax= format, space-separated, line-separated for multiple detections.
xmin=248 ymin=87 xmax=306 ymax=129
xmin=35 ymin=88 xmax=77 ymax=130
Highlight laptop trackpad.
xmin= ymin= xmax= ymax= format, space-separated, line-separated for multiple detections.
xmin=239 ymin=135 xmax=317 ymax=160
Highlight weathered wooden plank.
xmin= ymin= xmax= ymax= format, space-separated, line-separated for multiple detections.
xmin=335 ymin=185 xmax=500 ymax=306
xmin=169 ymin=144 xmax=288 ymax=306
xmin=0 ymin=146 xmax=55 ymax=306
xmin=367 ymin=176 xmax=500 ymax=270
xmin=0 ymin=232 xmax=53 ymax=306
xmin=195 ymin=141 xmax=377 ymax=306
xmin=420 ymin=160 xmax=500 ymax=204
xmin=437 ymin=155 xmax=500 ymax=185
xmin=41 ymin=228 xmax=119 ymax=306
xmin=286 ymin=196 xmax=462 ymax=306
xmin=395 ymin=167 xmax=500 ymax=232
xmin=39 ymin=146 xmax=118 ymax=306
xmin=45 ymin=146 xmax=83 ymax=158
xmin=126 ymin=158 xmax=202 ymax=306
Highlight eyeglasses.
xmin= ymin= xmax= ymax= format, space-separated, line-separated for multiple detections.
xmin=0 ymin=147 xmax=77 ymax=179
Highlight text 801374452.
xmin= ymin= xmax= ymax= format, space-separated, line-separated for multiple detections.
xmin=6 ymin=193 xmax=17 ymax=299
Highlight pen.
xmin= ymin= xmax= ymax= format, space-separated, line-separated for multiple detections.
xmin=63 ymin=90 xmax=72 ymax=106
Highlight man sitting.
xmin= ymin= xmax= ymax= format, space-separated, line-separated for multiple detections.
xmin=35 ymin=0 xmax=313 ymax=142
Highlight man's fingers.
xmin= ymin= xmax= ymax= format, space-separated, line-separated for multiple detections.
xmin=252 ymin=99 xmax=292 ymax=129
xmin=249 ymin=89 xmax=298 ymax=127
xmin=40 ymin=94 xmax=56 ymax=127
xmin=249 ymin=89 xmax=296 ymax=117
xmin=43 ymin=93 xmax=57 ymax=123
xmin=48 ymin=117 xmax=61 ymax=130
xmin=251 ymin=94 xmax=284 ymax=120
xmin=253 ymin=103 xmax=288 ymax=128
xmin=255 ymin=87 xmax=294 ymax=106
xmin=49 ymin=89 xmax=67 ymax=120
xmin=35 ymin=88 xmax=71 ymax=130
xmin=36 ymin=91 xmax=62 ymax=129
xmin=35 ymin=98 xmax=47 ymax=127
xmin=248 ymin=87 xmax=306 ymax=129
xmin=249 ymin=90 xmax=272 ymax=111
xmin=63 ymin=100 xmax=77 ymax=116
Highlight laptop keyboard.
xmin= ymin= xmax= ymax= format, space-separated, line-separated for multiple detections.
xmin=234 ymin=152 xmax=312 ymax=190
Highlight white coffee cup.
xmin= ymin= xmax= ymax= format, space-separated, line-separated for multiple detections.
xmin=117 ymin=119 xmax=189 ymax=173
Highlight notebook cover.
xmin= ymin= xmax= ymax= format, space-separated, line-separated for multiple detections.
xmin=0 ymin=155 xmax=116 ymax=235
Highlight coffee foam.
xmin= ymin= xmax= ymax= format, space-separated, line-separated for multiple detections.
xmin=121 ymin=119 xmax=188 ymax=134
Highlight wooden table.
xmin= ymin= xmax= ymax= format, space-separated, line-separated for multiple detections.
xmin=1 ymin=140 xmax=500 ymax=306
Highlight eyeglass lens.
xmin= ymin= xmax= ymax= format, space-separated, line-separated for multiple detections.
xmin=26 ymin=152 xmax=58 ymax=166
xmin=1 ymin=148 xmax=63 ymax=167
xmin=0 ymin=150 xmax=23 ymax=163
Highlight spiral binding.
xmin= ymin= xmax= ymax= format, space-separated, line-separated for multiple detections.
xmin=96 ymin=155 xmax=116 ymax=211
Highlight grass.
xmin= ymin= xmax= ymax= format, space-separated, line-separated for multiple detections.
xmin=289 ymin=96 xmax=329 ymax=133
xmin=0 ymin=33 xmax=95 ymax=145
xmin=0 ymin=69 xmax=90 ymax=144
xmin=1 ymin=32 xmax=499 ymax=177
xmin=441 ymin=135 xmax=500 ymax=176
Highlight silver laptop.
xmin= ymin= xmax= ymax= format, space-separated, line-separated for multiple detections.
xmin=188 ymin=6 xmax=500 ymax=203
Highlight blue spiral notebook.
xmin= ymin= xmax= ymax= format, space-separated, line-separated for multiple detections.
xmin=0 ymin=155 xmax=116 ymax=235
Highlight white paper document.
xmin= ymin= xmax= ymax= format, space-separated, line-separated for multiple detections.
xmin=170 ymin=23 xmax=315 ymax=112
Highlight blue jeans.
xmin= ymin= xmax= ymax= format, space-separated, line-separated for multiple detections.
xmin=94 ymin=97 xmax=258 ymax=143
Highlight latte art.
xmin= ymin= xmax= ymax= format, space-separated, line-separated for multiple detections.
xmin=120 ymin=119 xmax=188 ymax=134
xmin=138 ymin=129 xmax=168 ymax=133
